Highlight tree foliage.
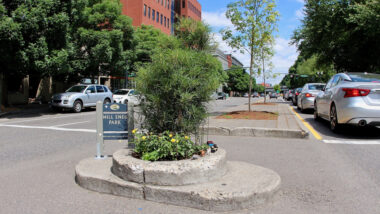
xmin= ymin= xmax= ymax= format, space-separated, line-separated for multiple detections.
xmin=136 ymin=49 xmax=223 ymax=134
xmin=292 ymin=0 xmax=380 ymax=73
xmin=224 ymin=66 xmax=251 ymax=94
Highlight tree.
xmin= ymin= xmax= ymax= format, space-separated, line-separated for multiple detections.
xmin=292 ymin=0 xmax=380 ymax=73
xmin=0 ymin=0 xmax=78 ymax=102
xmin=273 ymin=84 xmax=280 ymax=93
xmin=136 ymin=49 xmax=223 ymax=135
xmin=175 ymin=17 xmax=215 ymax=52
xmin=221 ymin=0 xmax=279 ymax=111
xmin=224 ymin=66 xmax=251 ymax=95
xmin=73 ymin=0 xmax=134 ymax=83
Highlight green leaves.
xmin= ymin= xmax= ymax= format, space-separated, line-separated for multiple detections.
xmin=136 ymin=48 xmax=222 ymax=134
xmin=292 ymin=0 xmax=380 ymax=73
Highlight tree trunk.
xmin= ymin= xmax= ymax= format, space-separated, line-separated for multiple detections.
xmin=262 ymin=51 xmax=266 ymax=104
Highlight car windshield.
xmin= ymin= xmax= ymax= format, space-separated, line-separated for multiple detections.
xmin=66 ymin=85 xmax=87 ymax=93
xmin=114 ymin=90 xmax=129 ymax=95
xmin=308 ymin=84 xmax=325 ymax=90
xmin=348 ymin=73 xmax=380 ymax=83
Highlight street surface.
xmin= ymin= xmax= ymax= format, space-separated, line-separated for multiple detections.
xmin=0 ymin=97 xmax=380 ymax=213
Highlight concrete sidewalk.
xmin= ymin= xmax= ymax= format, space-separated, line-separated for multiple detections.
xmin=203 ymin=100 xmax=309 ymax=139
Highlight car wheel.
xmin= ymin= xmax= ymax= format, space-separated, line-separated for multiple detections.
xmin=330 ymin=104 xmax=340 ymax=132
xmin=104 ymin=98 xmax=111 ymax=104
xmin=73 ymin=100 xmax=82 ymax=113
xmin=314 ymin=102 xmax=320 ymax=121
xmin=297 ymin=99 xmax=301 ymax=110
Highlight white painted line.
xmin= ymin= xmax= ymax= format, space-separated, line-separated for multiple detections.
xmin=323 ymin=140 xmax=380 ymax=145
xmin=0 ymin=112 xmax=95 ymax=124
xmin=0 ymin=124 xmax=95 ymax=133
xmin=53 ymin=121 xmax=91 ymax=127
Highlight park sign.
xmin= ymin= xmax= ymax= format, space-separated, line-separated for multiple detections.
xmin=103 ymin=103 xmax=128 ymax=140
xmin=96 ymin=101 xmax=129 ymax=158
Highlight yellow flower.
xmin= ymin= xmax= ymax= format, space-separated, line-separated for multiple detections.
xmin=169 ymin=134 xmax=173 ymax=138
xmin=185 ymin=136 xmax=189 ymax=140
xmin=171 ymin=138 xmax=176 ymax=143
xmin=142 ymin=136 xmax=146 ymax=140
xmin=132 ymin=129 xmax=137 ymax=134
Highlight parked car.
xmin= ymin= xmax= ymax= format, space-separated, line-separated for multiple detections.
xmin=269 ymin=93 xmax=278 ymax=99
xmin=50 ymin=84 xmax=113 ymax=113
xmin=252 ymin=92 xmax=260 ymax=98
xmin=260 ymin=93 xmax=265 ymax=97
xmin=210 ymin=92 xmax=218 ymax=100
xmin=217 ymin=92 xmax=227 ymax=100
xmin=314 ymin=72 xmax=380 ymax=132
xmin=113 ymin=89 xmax=142 ymax=105
xmin=292 ymin=88 xmax=303 ymax=106
xmin=284 ymin=89 xmax=294 ymax=101
xmin=297 ymin=83 xmax=326 ymax=112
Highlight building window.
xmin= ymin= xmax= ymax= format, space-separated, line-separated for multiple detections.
xmin=152 ymin=9 xmax=155 ymax=20
xmin=148 ymin=7 xmax=151 ymax=18
xmin=156 ymin=11 xmax=159 ymax=22
xmin=144 ymin=4 xmax=147 ymax=16
xmin=167 ymin=0 xmax=170 ymax=9
xmin=182 ymin=0 xmax=185 ymax=8
xmin=161 ymin=0 xmax=163 ymax=5
xmin=161 ymin=14 xmax=163 ymax=25
xmin=164 ymin=16 xmax=166 ymax=27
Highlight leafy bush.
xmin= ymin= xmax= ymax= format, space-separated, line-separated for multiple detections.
xmin=136 ymin=48 xmax=223 ymax=134
xmin=133 ymin=130 xmax=209 ymax=161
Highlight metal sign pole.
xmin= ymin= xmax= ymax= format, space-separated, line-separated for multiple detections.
xmin=96 ymin=101 xmax=104 ymax=159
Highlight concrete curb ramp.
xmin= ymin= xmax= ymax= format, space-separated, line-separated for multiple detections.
xmin=76 ymin=154 xmax=281 ymax=211
xmin=202 ymin=126 xmax=309 ymax=139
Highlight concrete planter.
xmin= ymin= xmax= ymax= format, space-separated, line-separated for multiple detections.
xmin=112 ymin=149 xmax=227 ymax=186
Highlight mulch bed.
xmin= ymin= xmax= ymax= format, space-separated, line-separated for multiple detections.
xmin=216 ymin=111 xmax=278 ymax=120
xmin=251 ymin=103 xmax=277 ymax=105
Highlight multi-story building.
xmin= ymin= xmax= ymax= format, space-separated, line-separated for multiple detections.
xmin=120 ymin=0 xmax=202 ymax=35
xmin=120 ymin=0 xmax=174 ymax=35
xmin=174 ymin=0 xmax=202 ymax=21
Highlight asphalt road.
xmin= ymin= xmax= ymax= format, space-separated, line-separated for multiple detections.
xmin=0 ymin=97 xmax=380 ymax=214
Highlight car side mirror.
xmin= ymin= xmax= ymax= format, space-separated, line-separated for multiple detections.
xmin=86 ymin=90 xmax=91 ymax=94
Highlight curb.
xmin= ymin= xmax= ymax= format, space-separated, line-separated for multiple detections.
xmin=287 ymin=106 xmax=311 ymax=139
xmin=76 ymin=157 xmax=281 ymax=212
xmin=201 ymin=126 xmax=309 ymax=139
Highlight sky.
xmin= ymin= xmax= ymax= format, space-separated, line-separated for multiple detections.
xmin=198 ymin=0 xmax=305 ymax=84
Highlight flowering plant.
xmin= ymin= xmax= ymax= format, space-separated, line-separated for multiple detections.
xmin=133 ymin=130 xmax=209 ymax=161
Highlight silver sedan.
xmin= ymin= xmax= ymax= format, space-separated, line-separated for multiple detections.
xmin=314 ymin=72 xmax=380 ymax=132
xmin=297 ymin=83 xmax=326 ymax=112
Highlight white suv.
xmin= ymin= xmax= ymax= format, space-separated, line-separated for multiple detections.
xmin=51 ymin=84 xmax=113 ymax=113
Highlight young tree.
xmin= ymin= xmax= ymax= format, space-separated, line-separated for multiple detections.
xmin=221 ymin=0 xmax=279 ymax=111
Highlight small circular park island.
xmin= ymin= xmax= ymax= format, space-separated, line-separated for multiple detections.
xmin=75 ymin=33 xmax=281 ymax=211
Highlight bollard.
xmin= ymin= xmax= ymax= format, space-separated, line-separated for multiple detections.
xmin=96 ymin=101 xmax=104 ymax=159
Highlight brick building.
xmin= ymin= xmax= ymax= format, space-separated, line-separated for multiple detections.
xmin=120 ymin=0 xmax=201 ymax=35
xmin=120 ymin=0 xmax=174 ymax=35
xmin=174 ymin=0 xmax=202 ymax=21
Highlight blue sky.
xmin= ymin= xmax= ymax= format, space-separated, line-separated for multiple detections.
xmin=198 ymin=0 xmax=305 ymax=84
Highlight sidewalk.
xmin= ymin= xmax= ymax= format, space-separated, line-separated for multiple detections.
xmin=203 ymin=100 xmax=309 ymax=139
xmin=0 ymin=103 xmax=50 ymax=118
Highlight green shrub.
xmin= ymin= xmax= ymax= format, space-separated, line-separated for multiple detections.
xmin=136 ymin=48 xmax=223 ymax=135
xmin=133 ymin=130 xmax=209 ymax=161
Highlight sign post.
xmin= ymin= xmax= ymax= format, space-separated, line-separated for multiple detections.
xmin=96 ymin=101 xmax=129 ymax=159
xmin=96 ymin=101 xmax=104 ymax=159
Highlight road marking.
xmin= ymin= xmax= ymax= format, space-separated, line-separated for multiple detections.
xmin=53 ymin=121 xmax=90 ymax=127
xmin=0 ymin=112 xmax=95 ymax=124
xmin=289 ymin=107 xmax=323 ymax=140
xmin=323 ymin=140 xmax=380 ymax=145
xmin=0 ymin=124 xmax=95 ymax=133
